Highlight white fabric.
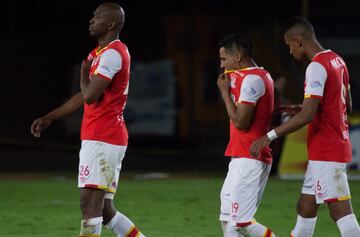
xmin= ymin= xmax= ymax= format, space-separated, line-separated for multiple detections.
xmin=105 ymin=212 xmax=145 ymax=237
xmin=94 ymin=48 xmax=122 ymax=80
xmin=78 ymin=140 xmax=127 ymax=193
xmin=80 ymin=216 xmax=103 ymax=236
xmin=221 ymin=221 xmax=241 ymax=237
xmin=238 ymin=74 xmax=265 ymax=104
xmin=238 ymin=222 xmax=276 ymax=237
xmin=304 ymin=62 xmax=327 ymax=98
xmin=301 ymin=160 xmax=350 ymax=204
xmin=336 ymin=214 xmax=360 ymax=237
xmin=219 ymin=158 xmax=271 ymax=224
xmin=291 ymin=215 xmax=317 ymax=237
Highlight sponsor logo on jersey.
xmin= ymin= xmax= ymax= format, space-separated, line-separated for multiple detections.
xmin=310 ymin=80 xmax=323 ymax=88
xmin=242 ymin=86 xmax=256 ymax=95
xmin=100 ymin=65 xmax=111 ymax=73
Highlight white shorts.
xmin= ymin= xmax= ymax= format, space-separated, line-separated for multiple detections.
xmin=219 ymin=158 xmax=271 ymax=226
xmin=78 ymin=140 xmax=127 ymax=196
xmin=301 ymin=160 xmax=351 ymax=204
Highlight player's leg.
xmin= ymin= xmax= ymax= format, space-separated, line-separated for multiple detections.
xmin=79 ymin=188 xmax=105 ymax=237
xmin=290 ymin=161 xmax=319 ymax=237
xmin=78 ymin=140 xmax=109 ymax=237
xmin=220 ymin=159 xmax=242 ymax=237
xmin=320 ymin=161 xmax=360 ymax=237
xmin=328 ymin=200 xmax=360 ymax=237
xmin=94 ymin=143 xmax=146 ymax=237
xmin=103 ymin=194 xmax=146 ymax=237
xmin=230 ymin=159 xmax=276 ymax=237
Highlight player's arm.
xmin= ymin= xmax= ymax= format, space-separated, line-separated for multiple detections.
xmin=80 ymin=60 xmax=110 ymax=104
xmin=31 ymin=92 xmax=84 ymax=138
xmin=347 ymin=85 xmax=352 ymax=113
xmin=80 ymin=49 xmax=122 ymax=104
xmin=272 ymin=98 xmax=319 ymax=136
xmin=250 ymin=61 xmax=326 ymax=157
xmin=217 ymin=74 xmax=262 ymax=130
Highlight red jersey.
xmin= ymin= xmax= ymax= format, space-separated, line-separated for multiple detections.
xmin=304 ymin=50 xmax=352 ymax=162
xmin=81 ymin=39 xmax=130 ymax=146
xmin=225 ymin=67 xmax=274 ymax=164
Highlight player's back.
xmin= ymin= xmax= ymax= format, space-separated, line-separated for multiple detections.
xmin=308 ymin=50 xmax=352 ymax=162
xmin=82 ymin=39 xmax=131 ymax=146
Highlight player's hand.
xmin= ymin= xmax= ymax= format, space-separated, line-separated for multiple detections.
xmin=279 ymin=104 xmax=302 ymax=116
xmin=250 ymin=135 xmax=271 ymax=157
xmin=217 ymin=73 xmax=230 ymax=93
xmin=31 ymin=117 xmax=52 ymax=138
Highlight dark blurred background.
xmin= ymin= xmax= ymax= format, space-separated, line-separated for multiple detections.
xmin=1 ymin=0 xmax=359 ymax=173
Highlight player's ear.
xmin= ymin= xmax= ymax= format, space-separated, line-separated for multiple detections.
xmin=108 ymin=21 xmax=116 ymax=31
xmin=294 ymin=37 xmax=302 ymax=47
xmin=236 ymin=52 xmax=242 ymax=64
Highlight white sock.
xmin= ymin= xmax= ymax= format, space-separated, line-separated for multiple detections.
xmin=79 ymin=216 xmax=103 ymax=237
xmin=237 ymin=222 xmax=276 ymax=237
xmin=291 ymin=215 xmax=317 ymax=237
xmin=221 ymin=221 xmax=242 ymax=237
xmin=105 ymin=211 xmax=145 ymax=237
xmin=336 ymin=214 xmax=360 ymax=237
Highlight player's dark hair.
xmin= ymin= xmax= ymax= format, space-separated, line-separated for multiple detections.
xmin=218 ymin=33 xmax=253 ymax=57
xmin=284 ymin=16 xmax=314 ymax=35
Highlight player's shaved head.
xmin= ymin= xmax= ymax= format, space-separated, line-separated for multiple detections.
xmin=97 ymin=2 xmax=125 ymax=32
xmin=284 ymin=16 xmax=315 ymax=41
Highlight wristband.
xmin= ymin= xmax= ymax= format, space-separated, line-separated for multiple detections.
xmin=267 ymin=129 xmax=278 ymax=141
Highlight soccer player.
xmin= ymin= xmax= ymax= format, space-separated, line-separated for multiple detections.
xmin=31 ymin=3 xmax=145 ymax=237
xmin=217 ymin=33 xmax=277 ymax=237
xmin=250 ymin=17 xmax=360 ymax=237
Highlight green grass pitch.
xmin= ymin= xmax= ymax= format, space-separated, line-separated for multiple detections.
xmin=0 ymin=174 xmax=359 ymax=237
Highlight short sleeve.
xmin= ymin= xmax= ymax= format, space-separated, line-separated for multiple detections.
xmin=238 ymin=74 xmax=265 ymax=105
xmin=304 ymin=62 xmax=327 ymax=99
xmin=94 ymin=49 xmax=122 ymax=81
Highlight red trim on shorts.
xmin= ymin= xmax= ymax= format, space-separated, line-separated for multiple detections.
xmin=324 ymin=195 xmax=351 ymax=203
xmin=84 ymin=184 xmax=99 ymax=189
xmin=236 ymin=221 xmax=252 ymax=227
xmin=127 ymin=227 xmax=139 ymax=237
xmin=265 ymin=228 xmax=272 ymax=237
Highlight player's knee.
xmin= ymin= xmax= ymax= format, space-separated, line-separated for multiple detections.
xmin=102 ymin=199 xmax=116 ymax=224
xmin=296 ymin=196 xmax=318 ymax=218
xmin=328 ymin=201 xmax=353 ymax=222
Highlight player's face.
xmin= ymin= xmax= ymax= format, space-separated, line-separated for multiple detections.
xmin=284 ymin=33 xmax=304 ymax=61
xmin=89 ymin=6 xmax=109 ymax=38
xmin=219 ymin=47 xmax=239 ymax=71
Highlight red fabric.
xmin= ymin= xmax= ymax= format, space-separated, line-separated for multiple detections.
xmin=225 ymin=68 xmax=274 ymax=164
xmin=127 ymin=227 xmax=139 ymax=237
xmin=81 ymin=40 xmax=130 ymax=146
xmin=265 ymin=228 xmax=272 ymax=237
xmin=307 ymin=51 xmax=352 ymax=163
xmin=235 ymin=221 xmax=252 ymax=227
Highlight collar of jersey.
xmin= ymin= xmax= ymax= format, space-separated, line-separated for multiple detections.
xmin=95 ymin=39 xmax=121 ymax=56
xmin=312 ymin=49 xmax=331 ymax=60
xmin=225 ymin=66 xmax=262 ymax=74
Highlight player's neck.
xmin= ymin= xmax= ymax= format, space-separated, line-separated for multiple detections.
xmin=240 ymin=58 xmax=257 ymax=69
xmin=307 ymin=41 xmax=325 ymax=60
xmin=97 ymin=34 xmax=119 ymax=49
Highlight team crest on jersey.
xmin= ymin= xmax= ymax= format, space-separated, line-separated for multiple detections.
xmin=310 ymin=80 xmax=323 ymax=88
xmin=92 ymin=56 xmax=100 ymax=66
xmin=228 ymin=74 xmax=237 ymax=88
